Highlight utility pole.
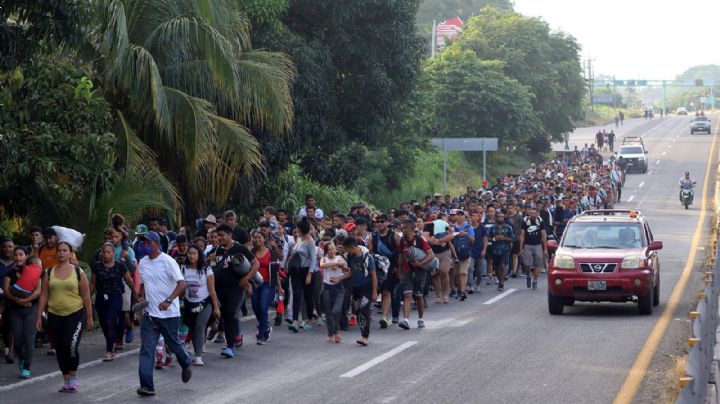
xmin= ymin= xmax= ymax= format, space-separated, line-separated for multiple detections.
xmin=431 ymin=20 xmax=437 ymax=58
xmin=586 ymin=59 xmax=595 ymax=111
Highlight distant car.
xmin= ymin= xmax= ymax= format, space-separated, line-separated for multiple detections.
xmin=691 ymin=116 xmax=712 ymax=134
xmin=676 ymin=107 xmax=688 ymax=115
xmin=617 ymin=144 xmax=648 ymax=173
xmin=546 ymin=210 xmax=663 ymax=315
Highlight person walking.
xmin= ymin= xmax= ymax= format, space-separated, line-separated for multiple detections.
xmin=342 ymin=237 xmax=377 ymax=346
xmin=287 ymin=218 xmax=317 ymax=333
xmin=3 ymin=246 xmax=42 ymax=378
xmin=250 ymin=231 xmax=281 ymax=345
xmin=320 ymin=242 xmax=349 ymax=342
xmin=35 ymin=242 xmax=93 ymax=393
xmin=397 ymin=220 xmax=434 ymax=330
xmin=181 ymin=245 xmax=219 ymax=366
xmin=90 ymin=243 xmax=137 ymax=362
xmin=136 ymin=231 xmax=192 ymax=396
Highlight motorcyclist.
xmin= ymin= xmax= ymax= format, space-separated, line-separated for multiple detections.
xmin=679 ymin=171 xmax=695 ymax=204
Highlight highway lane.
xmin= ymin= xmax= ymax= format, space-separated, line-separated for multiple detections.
xmin=0 ymin=115 xmax=715 ymax=403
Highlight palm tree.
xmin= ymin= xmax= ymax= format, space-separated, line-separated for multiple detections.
xmin=91 ymin=0 xmax=294 ymax=219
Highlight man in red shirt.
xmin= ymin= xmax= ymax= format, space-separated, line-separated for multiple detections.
xmin=397 ymin=220 xmax=435 ymax=330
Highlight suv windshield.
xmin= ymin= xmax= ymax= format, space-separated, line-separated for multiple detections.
xmin=694 ymin=116 xmax=708 ymax=122
xmin=619 ymin=146 xmax=643 ymax=154
xmin=562 ymin=222 xmax=644 ymax=249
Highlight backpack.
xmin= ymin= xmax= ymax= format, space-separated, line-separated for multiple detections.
xmin=452 ymin=227 xmax=472 ymax=261
xmin=373 ymin=232 xmax=394 ymax=258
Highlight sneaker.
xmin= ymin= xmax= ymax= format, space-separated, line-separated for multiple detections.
xmin=391 ymin=317 xmax=399 ymax=324
xmin=417 ymin=320 xmax=425 ymax=329
xmin=155 ymin=360 xmax=164 ymax=369
xmin=450 ymin=290 xmax=457 ymax=298
xmin=19 ymin=369 xmax=30 ymax=379
xmin=115 ymin=342 xmax=124 ymax=351
xmin=192 ymin=356 xmax=204 ymax=366
xmin=137 ymin=387 xmax=156 ymax=396
xmin=221 ymin=347 xmax=235 ymax=358
xmin=467 ymin=289 xmax=474 ymax=295
xmin=64 ymin=379 xmax=79 ymax=393
xmin=181 ymin=366 xmax=192 ymax=383
xmin=532 ymin=281 xmax=538 ymax=290
xmin=316 ymin=318 xmax=325 ymax=327
xmin=274 ymin=315 xmax=282 ymax=326
xmin=214 ymin=335 xmax=225 ymax=344
xmin=288 ymin=323 xmax=300 ymax=333
xmin=511 ymin=272 xmax=518 ymax=278
xmin=493 ymin=278 xmax=500 ymax=285
xmin=300 ymin=321 xmax=315 ymax=332
xmin=398 ymin=319 xmax=410 ymax=330
xmin=482 ymin=274 xmax=488 ymax=279
xmin=527 ymin=274 xmax=532 ymax=289
xmin=498 ymin=285 xmax=504 ymax=292
xmin=207 ymin=328 xmax=218 ymax=342
xmin=379 ymin=318 xmax=388 ymax=329
xmin=266 ymin=326 xmax=273 ymax=341
xmin=47 ymin=349 xmax=56 ymax=356
xmin=234 ymin=334 xmax=243 ymax=348
xmin=256 ymin=338 xmax=268 ymax=345
xmin=164 ymin=355 xmax=173 ymax=367
xmin=285 ymin=317 xmax=294 ymax=325
xmin=460 ymin=292 xmax=467 ymax=301
xmin=125 ymin=329 xmax=134 ymax=344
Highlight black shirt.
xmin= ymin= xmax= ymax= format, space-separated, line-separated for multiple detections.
xmin=232 ymin=225 xmax=250 ymax=245
xmin=522 ymin=217 xmax=544 ymax=246
xmin=423 ymin=223 xmax=449 ymax=254
xmin=92 ymin=260 xmax=128 ymax=295
xmin=214 ymin=242 xmax=255 ymax=289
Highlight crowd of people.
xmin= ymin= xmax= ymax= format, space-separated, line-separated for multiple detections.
xmin=0 ymin=143 xmax=629 ymax=395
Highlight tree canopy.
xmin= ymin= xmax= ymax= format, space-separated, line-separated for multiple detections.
xmin=416 ymin=0 xmax=513 ymax=25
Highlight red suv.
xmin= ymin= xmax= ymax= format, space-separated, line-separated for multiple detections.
xmin=546 ymin=210 xmax=663 ymax=315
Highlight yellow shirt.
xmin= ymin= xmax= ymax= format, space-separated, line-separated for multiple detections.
xmin=47 ymin=267 xmax=83 ymax=316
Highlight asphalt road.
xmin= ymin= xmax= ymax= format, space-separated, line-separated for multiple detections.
xmin=0 ymin=115 xmax=715 ymax=403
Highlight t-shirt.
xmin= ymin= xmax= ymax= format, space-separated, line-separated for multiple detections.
xmin=254 ymin=248 xmax=271 ymax=283
xmin=423 ymin=223 xmax=449 ymax=254
xmin=522 ymin=216 xmax=544 ymax=246
xmin=321 ymin=256 xmax=346 ymax=285
xmin=0 ymin=259 xmax=15 ymax=282
xmin=139 ymin=253 xmax=184 ymax=318
xmin=432 ymin=220 xmax=451 ymax=236
xmin=213 ymin=242 xmax=255 ymax=289
xmin=4 ymin=268 xmax=39 ymax=307
xmin=92 ymin=261 xmax=127 ymax=295
xmin=182 ymin=266 xmax=212 ymax=303
xmin=347 ymin=251 xmax=375 ymax=287
xmin=471 ymin=224 xmax=486 ymax=259
xmin=15 ymin=263 xmax=42 ymax=292
xmin=38 ymin=245 xmax=77 ymax=270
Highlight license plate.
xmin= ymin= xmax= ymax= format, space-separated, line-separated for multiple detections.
xmin=588 ymin=281 xmax=607 ymax=291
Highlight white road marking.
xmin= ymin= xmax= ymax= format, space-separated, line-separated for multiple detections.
xmin=638 ymin=182 xmax=645 ymax=188
xmin=662 ymin=151 xmax=666 ymax=156
xmin=340 ymin=341 xmax=418 ymax=378
xmin=655 ymin=160 xmax=661 ymax=165
xmin=0 ymin=348 xmax=141 ymax=392
xmin=673 ymin=139 xmax=677 ymax=143
xmin=648 ymin=170 xmax=654 ymax=175
xmin=424 ymin=318 xmax=472 ymax=330
xmin=483 ymin=288 xmax=517 ymax=305
xmin=628 ymin=195 xmax=635 ymax=202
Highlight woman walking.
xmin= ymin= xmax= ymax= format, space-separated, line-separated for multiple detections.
xmin=3 ymin=246 xmax=42 ymax=378
xmin=319 ymin=242 xmax=349 ymax=343
xmin=182 ymin=245 xmax=219 ymax=365
xmin=251 ymin=231 xmax=281 ymax=344
xmin=90 ymin=243 xmax=137 ymax=362
xmin=287 ymin=218 xmax=317 ymax=332
xmin=36 ymin=242 xmax=93 ymax=393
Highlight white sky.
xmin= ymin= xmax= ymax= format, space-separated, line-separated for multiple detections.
xmin=512 ymin=0 xmax=720 ymax=79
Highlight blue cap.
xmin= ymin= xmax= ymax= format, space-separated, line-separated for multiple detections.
xmin=140 ymin=231 xmax=161 ymax=244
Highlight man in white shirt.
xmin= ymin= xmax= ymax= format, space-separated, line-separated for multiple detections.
xmin=296 ymin=194 xmax=324 ymax=219
xmin=136 ymin=231 xmax=192 ymax=396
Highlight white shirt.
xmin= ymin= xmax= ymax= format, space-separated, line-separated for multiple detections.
xmin=321 ymin=256 xmax=346 ymax=284
xmin=139 ymin=252 xmax=184 ymax=318
xmin=182 ymin=266 xmax=213 ymax=303
xmin=297 ymin=207 xmax=324 ymax=219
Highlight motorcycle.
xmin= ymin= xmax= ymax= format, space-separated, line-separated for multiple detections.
xmin=680 ymin=182 xmax=696 ymax=210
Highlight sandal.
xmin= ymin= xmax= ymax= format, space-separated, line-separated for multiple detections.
xmin=356 ymin=339 xmax=369 ymax=346
xmin=334 ymin=334 xmax=342 ymax=343
xmin=103 ymin=353 xmax=114 ymax=362
xmin=434 ymin=298 xmax=441 ymax=304
xmin=325 ymin=336 xmax=333 ymax=343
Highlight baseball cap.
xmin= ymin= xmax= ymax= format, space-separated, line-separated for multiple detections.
xmin=204 ymin=214 xmax=217 ymax=224
xmin=375 ymin=213 xmax=389 ymax=222
xmin=334 ymin=229 xmax=349 ymax=239
xmin=433 ymin=192 xmax=442 ymax=197
xmin=343 ymin=223 xmax=357 ymax=232
xmin=134 ymin=224 xmax=148 ymax=235
xmin=140 ymin=231 xmax=161 ymax=244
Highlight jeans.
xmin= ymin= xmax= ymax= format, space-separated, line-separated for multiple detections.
xmin=322 ymin=283 xmax=344 ymax=337
xmin=139 ymin=315 xmax=190 ymax=390
xmin=352 ymin=283 xmax=372 ymax=339
xmin=251 ymin=282 xmax=275 ymax=340
xmin=339 ymin=278 xmax=353 ymax=328
xmin=290 ymin=267 xmax=313 ymax=322
xmin=216 ymin=287 xmax=245 ymax=348
xmin=95 ymin=293 xmax=123 ymax=353
xmin=311 ymin=272 xmax=322 ymax=320
xmin=392 ymin=283 xmax=402 ymax=319
xmin=9 ymin=304 xmax=37 ymax=371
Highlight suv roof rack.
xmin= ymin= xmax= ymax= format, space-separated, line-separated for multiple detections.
xmin=622 ymin=136 xmax=643 ymax=144
xmin=581 ymin=209 xmax=642 ymax=217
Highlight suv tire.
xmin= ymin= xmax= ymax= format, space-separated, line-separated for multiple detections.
xmin=548 ymin=293 xmax=564 ymax=315
xmin=653 ymin=274 xmax=660 ymax=306
xmin=638 ymin=287 xmax=653 ymax=315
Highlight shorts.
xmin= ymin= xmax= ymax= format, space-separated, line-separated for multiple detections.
xmin=436 ymin=250 xmax=453 ymax=274
xmin=522 ymin=244 xmax=545 ymax=270
xmin=122 ymin=283 xmax=132 ymax=311
xmin=454 ymin=259 xmax=470 ymax=275
xmin=381 ymin=271 xmax=399 ymax=293
xmin=401 ymin=271 xmax=426 ymax=297
xmin=511 ymin=240 xmax=521 ymax=255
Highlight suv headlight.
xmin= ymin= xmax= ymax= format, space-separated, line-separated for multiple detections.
xmin=621 ymin=255 xmax=644 ymax=269
xmin=554 ymin=254 xmax=575 ymax=269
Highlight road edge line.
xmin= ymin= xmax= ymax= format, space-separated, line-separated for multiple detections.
xmin=339 ymin=341 xmax=418 ymax=378
xmin=612 ymin=113 xmax=720 ymax=403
